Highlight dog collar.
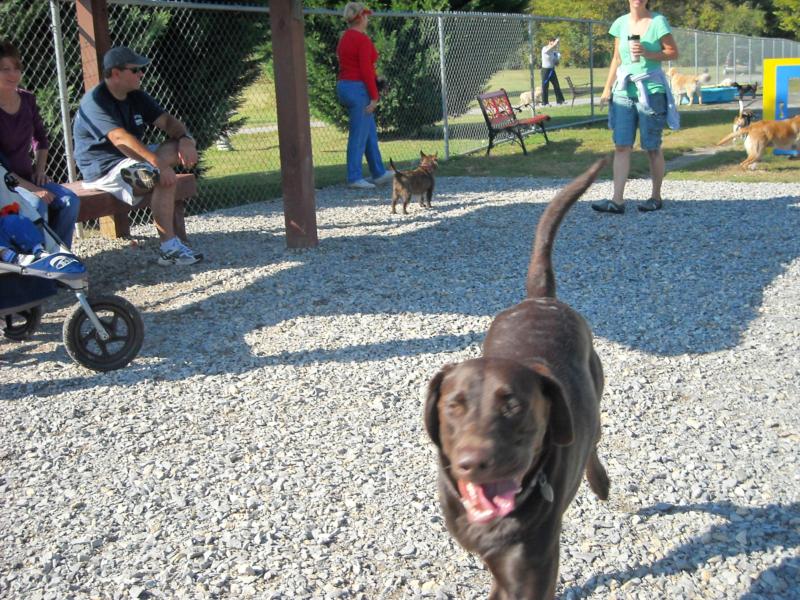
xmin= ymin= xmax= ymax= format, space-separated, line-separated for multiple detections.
xmin=510 ymin=447 xmax=554 ymax=507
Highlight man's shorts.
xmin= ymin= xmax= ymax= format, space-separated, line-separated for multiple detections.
xmin=81 ymin=145 xmax=160 ymax=206
xmin=608 ymin=92 xmax=667 ymax=151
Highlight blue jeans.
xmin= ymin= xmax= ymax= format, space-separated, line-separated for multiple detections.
xmin=36 ymin=182 xmax=80 ymax=248
xmin=336 ymin=80 xmax=387 ymax=183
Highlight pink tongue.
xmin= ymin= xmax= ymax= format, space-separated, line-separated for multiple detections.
xmin=457 ymin=479 xmax=520 ymax=524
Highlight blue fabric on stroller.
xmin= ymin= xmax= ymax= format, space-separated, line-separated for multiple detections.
xmin=0 ymin=166 xmax=58 ymax=312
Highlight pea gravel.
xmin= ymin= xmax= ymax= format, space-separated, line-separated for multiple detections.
xmin=2 ymin=175 xmax=799 ymax=600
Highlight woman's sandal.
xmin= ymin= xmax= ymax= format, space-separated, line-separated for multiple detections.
xmin=638 ymin=198 xmax=663 ymax=212
xmin=591 ymin=200 xmax=625 ymax=214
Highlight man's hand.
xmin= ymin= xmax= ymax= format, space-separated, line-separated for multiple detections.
xmin=365 ymin=99 xmax=378 ymax=114
xmin=177 ymin=137 xmax=198 ymax=169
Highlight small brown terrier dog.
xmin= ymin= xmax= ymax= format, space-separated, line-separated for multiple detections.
xmin=717 ymin=114 xmax=800 ymax=169
xmin=425 ymin=158 xmax=610 ymax=600
xmin=389 ymin=151 xmax=438 ymax=214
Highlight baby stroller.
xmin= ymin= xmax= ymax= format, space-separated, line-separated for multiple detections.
xmin=0 ymin=167 xmax=144 ymax=371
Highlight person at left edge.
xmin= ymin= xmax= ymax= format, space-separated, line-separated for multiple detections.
xmin=0 ymin=40 xmax=80 ymax=248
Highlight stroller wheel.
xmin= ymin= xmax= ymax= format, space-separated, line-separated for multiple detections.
xmin=3 ymin=306 xmax=43 ymax=341
xmin=63 ymin=294 xmax=144 ymax=372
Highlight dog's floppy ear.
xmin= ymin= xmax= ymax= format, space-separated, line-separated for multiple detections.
xmin=530 ymin=363 xmax=574 ymax=446
xmin=424 ymin=364 xmax=454 ymax=448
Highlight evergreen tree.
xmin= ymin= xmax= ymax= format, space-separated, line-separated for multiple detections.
xmin=0 ymin=0 xmax=267 ymax=178
xmin=304 ymin=0 xmax=531 ymax=135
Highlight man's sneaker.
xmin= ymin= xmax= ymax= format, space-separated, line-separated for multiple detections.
xmin=348 ymin=178 xmax=376 ymax=189
xmin=371 ymin=171 xmax=395 ymax=185
xmin=121 ymin=163 xmax=160 ymax=192
xmin=158 ymin=241 xmax=203 ymax=266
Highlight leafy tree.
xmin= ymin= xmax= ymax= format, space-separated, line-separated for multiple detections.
xmin=774 ymin=0 xmax=800 ymax=38
xmin=304 ymin=0 xmax=532 ymax=135
xmin=449 ymin=0 xmax=528 ymax=11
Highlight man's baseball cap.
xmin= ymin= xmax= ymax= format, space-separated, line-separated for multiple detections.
xmin=103 ymin=46 xmax=150 ymax=71
xmin=343 ymin=2 xmax=372 ymax=22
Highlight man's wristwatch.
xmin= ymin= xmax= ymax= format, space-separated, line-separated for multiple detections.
xmin=179 ymin=133 xmax=195 ymax=143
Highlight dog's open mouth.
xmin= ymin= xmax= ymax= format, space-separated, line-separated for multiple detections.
xmin=457 ymin=479 xmax=522 ymax=524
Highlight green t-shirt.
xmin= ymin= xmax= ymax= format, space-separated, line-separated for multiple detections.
xmin=609 ymin=12 xmax=671 ymax=97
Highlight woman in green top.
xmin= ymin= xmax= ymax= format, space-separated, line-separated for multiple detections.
xmin=594 ymin=0 xmax=679 ymax=214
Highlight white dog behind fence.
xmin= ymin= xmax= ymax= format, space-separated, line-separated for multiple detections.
xmin=519 ymin=87 xmax=543 ymax=109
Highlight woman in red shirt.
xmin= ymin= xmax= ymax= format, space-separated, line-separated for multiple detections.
xmin=336 ymin=3 xmax=392 ymax=189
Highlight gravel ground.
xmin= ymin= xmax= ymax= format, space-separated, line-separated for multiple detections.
xmin=2 ymin=175 xmax=799 ymax=600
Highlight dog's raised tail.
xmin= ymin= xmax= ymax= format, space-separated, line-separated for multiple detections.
xmin=717 ymin=128 xmax=749 ymax=146
xmin=389 ymin=158 xmax=400 ymax=174
xmin=526 ymin=157 xmax=609 ymax=299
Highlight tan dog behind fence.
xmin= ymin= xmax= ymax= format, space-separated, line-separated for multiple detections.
xmin=668 ymin=67 xmax=711 ymax=106
xmin=519 ymin=88 xmax=543 ymax=109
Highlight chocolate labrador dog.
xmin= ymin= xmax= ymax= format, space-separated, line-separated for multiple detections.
xmin=424 ymin=159 xmax=611 ymax=600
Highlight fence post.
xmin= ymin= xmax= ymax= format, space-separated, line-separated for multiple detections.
xmin=50 ymin=0 xmax=77 ymax=183
xmin=732 ymin=36 xmax=736 ymax=78
xmin=715 ymin=34 xmax=719 ymax=83
xmin=694 ymin=31 xmax=698 ymax=73
xmin=748 ymin=38 xmax=752 ymax=81
xmin=269 ymin=0 xmax=317 ymax=249
xmin=528 ymin=18 xmax=536 ymax=112
xmin=588 ymin=21 xmax=594 ymax=117
xmin=437 ymin=15 xmax=449 ymax=161
xmin=75 ymin=0 xmax=110 ymax=92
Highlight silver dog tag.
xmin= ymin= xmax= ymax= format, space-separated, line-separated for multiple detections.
xmin=539 ymin=473 xmax=554 ymax=503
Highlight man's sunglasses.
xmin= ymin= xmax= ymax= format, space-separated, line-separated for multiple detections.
xmin=122 ymin=66 xmax=147 ymax=74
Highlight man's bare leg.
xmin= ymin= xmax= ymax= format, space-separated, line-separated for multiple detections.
xmin=130 ymin=141 xmax=179 ymax=242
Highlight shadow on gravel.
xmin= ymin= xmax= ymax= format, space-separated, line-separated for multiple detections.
xmin=559 ymin=500 xmax=800 ymax=599
xmin=3 ymin=190 xmax=800 ymax=397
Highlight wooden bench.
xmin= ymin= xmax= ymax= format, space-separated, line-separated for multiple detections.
xmin=564 ymin=76 xmax=590 ymax=108
xmin=476 ymin=89 xmax=550 ymax=156
xmin=64 ymin=173 xmax=197 ymax=239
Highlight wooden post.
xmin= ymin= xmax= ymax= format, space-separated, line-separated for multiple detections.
xmin=75 ymin=0 xmax=130 ymax=238
xmin=269 ymin=0 xmax=319 ymax=248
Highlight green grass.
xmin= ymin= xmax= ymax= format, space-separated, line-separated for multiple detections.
xmin=434 ymin=107 xmax=800 ymax=184
xmin=200 ymin=66 xmax=798 ymax=204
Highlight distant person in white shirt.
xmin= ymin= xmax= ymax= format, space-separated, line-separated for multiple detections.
xmin=541 ymin=37 xmax=565 ymax=106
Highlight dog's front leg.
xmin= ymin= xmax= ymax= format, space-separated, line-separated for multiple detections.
xmin=485 ymin=541 xmax=560 ymax=600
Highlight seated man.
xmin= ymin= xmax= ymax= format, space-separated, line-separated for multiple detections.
xmin=72 ymin=46 xmax=203 ymax=266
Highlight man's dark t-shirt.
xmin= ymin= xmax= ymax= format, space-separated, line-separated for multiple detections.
xmin=72 ymin=82 xmax=164 ymax=182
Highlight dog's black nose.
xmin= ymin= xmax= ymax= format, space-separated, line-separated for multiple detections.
xmin=456 ymin=448 xmax=492 ymax=476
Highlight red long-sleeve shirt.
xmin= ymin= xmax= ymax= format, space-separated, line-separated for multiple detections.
xmin=336 ymin=28 xmax=380 ymax=100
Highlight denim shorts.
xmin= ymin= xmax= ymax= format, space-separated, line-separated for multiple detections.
xmin=608 ymin=92 xmax=667 ymax=150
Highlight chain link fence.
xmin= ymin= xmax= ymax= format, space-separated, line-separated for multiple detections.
xmin=1 ymin=0 xmax=799 ymax=231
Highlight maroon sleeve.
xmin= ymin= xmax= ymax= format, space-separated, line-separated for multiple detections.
xmin=28 ymin=92 xmax=50 ymax=152
xmin=358 ymin=35 xmax=380 ymax=100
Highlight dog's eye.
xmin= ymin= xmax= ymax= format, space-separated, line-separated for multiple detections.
xmin=500 ymin=395 xmax=521 ymax=418
xmin=446 ymin=395 xmax=466 ymax=416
